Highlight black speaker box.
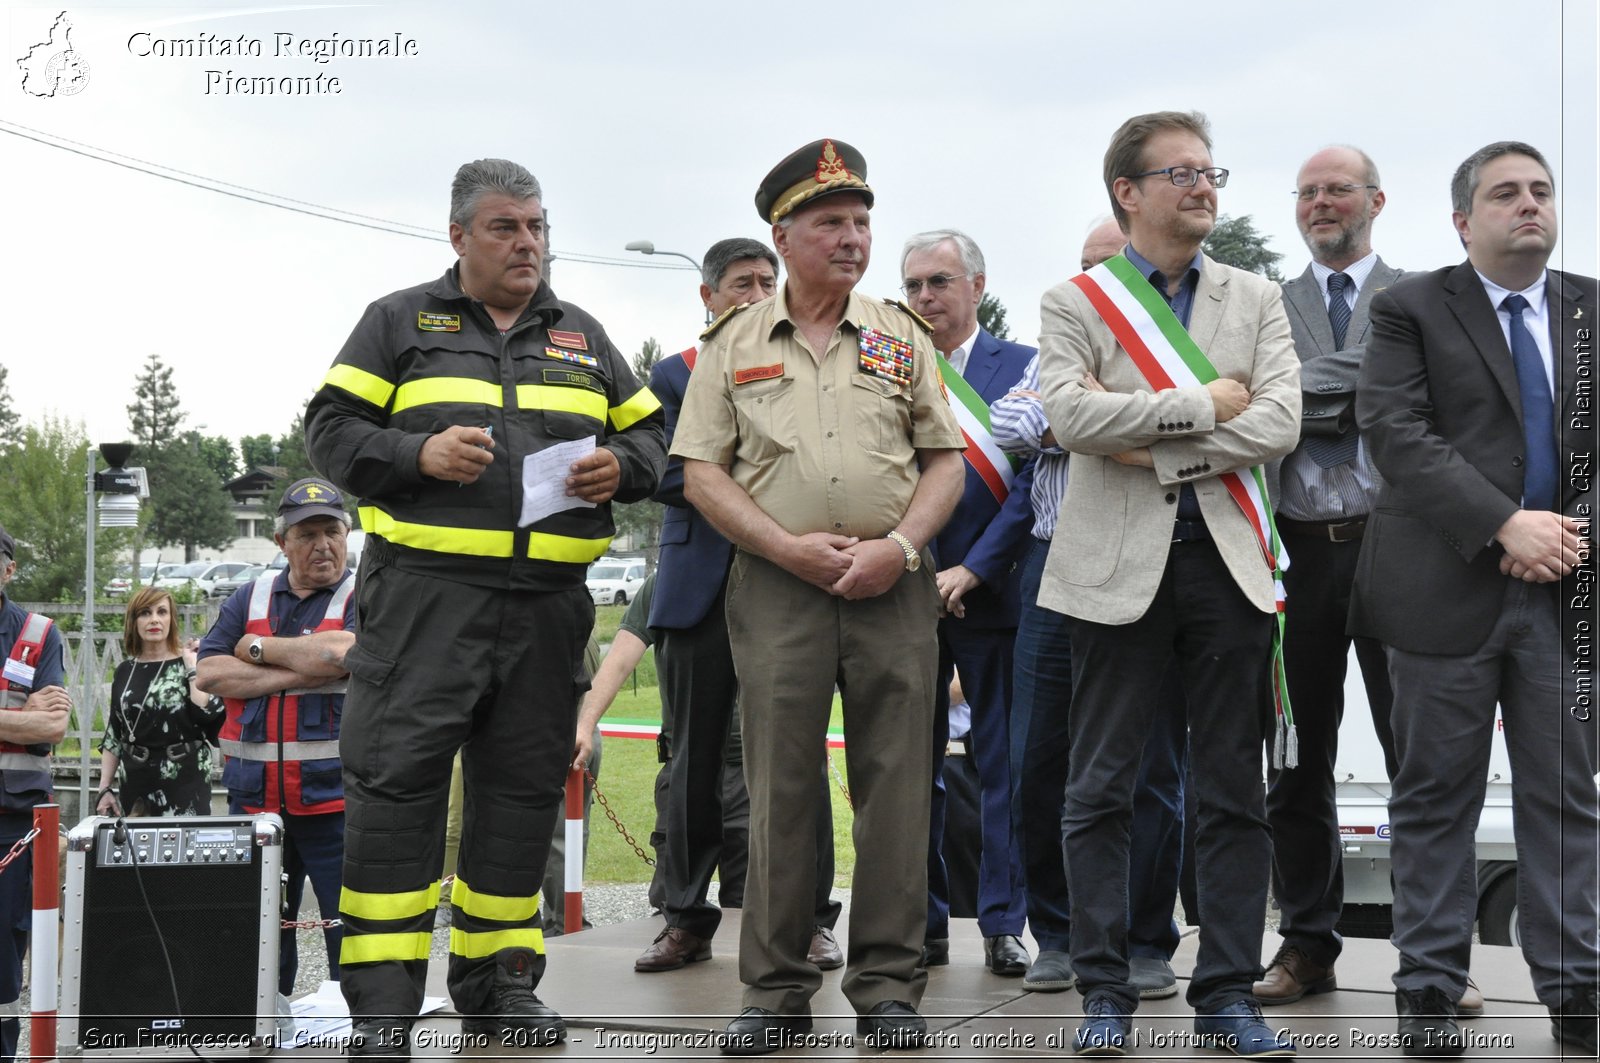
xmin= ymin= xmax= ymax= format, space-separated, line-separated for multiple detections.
xmin=60 ymin=815 xmax=282 ymax=1056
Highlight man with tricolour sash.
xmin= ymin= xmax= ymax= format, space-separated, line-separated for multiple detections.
xmin=1036 ymin=110 xmax=1301 ymax=1058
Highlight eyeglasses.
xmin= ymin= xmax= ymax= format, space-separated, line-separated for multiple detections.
xmin=1293 ymin=183 xmax=1379 ymax=201
xmin=1128 ymin=166 xmax=1229 ymax=188
xmin=901 ymin=273 xmax=968 ymax=297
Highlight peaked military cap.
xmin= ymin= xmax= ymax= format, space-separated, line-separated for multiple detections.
xmin=755 ymin=139 xmax=873 ymax=224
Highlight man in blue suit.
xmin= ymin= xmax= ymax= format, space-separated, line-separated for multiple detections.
xmin=634 ymin=237 xmax=844 ymax=974
xmin=902 ymin=230 xmax=1036 ymax=976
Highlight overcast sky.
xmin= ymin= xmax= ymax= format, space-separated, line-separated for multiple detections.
xmin=2 ymin=0 xmax=1595 ymax=451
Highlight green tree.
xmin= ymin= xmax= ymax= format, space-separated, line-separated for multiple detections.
xmin=977 ymin=293 xmax=1011 ymax=340
xmin=275 ymin=401 xmax=318 ymax=485
xmin=632 ymin=337 xmax=662 ymax=382
xmin=0 ymin=415 xmax=132 ymax=602
xmin=189 ymin=431 xmax=238 ymax=483
xmin=146 ymin=438 xmax=237 ymax=561
xmin=127 ymin=353 xmax=184 ymax=460
xmin=0 ymin=366 xmax=19 ymax=455
xmin=239 ymin=433 xmax=278 ymax=471
xmin=611 ymin=499 xmax=664 ymax=564
xmin=1203 ymin=214 xmax=1285 ymax=281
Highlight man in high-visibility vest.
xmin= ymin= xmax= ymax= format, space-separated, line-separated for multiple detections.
xmin=0 ymin=522 xmax=70 ymax=1063
xmin=305 ymin=157 xmax=665 ymax=1059
xmin=198 ymin=478 xmax=356 ymax=999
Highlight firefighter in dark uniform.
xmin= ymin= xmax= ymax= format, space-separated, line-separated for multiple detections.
xmin=305 ymin=158 xmax=665 ymax=1059
xmin=0 ymin=523 xmax=70 ymax=1063
xmin=197 ymin=478 xmax=357 ymax=998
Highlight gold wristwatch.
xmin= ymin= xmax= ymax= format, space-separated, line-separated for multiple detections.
xmin=886 ymin=530 xmax=920 ymax=572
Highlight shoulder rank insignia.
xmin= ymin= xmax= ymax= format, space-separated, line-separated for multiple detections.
xmin=548 ymin=328 xmax=589 ymax=351
xmin=858 ymin=327 xmax=914 ymax=387
xmin=417 ymin=311 xmax=461 ymax=333
xmin=700 ymin=303 xmax=749 ymax=342
xmin=546 ymin=346 xmax=598 ymax=368
xmin=882 ymin=297 xmax=934 ymax=335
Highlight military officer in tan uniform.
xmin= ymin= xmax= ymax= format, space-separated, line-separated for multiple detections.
xmin=673 ymin=139 xmax=965 ymax=1054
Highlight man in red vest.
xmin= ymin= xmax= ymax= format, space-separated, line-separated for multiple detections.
xmin=198 ymin=479 xmax=356 ymax=999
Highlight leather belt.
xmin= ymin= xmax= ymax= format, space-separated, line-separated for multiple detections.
xmin=1277 ymin=515 xmax=1368 ymax=543
xmin=1171 ymin=519 xmax=1211 ymax=543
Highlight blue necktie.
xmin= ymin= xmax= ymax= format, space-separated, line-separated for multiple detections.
xmin=1304 ymin=272 xmax=1360 ymax=467
xmin=1503 ymin=293 xmax=1557 ymax=511
xmin=1326 ymin=272 xmax=1352 ymax=348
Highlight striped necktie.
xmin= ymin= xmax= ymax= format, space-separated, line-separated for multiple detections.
xmin=1303 ymin=272 xmax=1360 ymax=467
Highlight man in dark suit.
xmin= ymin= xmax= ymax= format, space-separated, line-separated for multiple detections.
xmin=1352 ymin=140 xmax=1596 ymax=1058
xmin=1256 ymin=145 xmax=1407 ymax=1006
xmin=901 ymin=229 xmax=1036 ymax=978
xmin=635 ymin=237 xmax=843 ymax=975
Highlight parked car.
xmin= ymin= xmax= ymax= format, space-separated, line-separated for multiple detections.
xmin=155 ymin=561 xmax=253 ymax=596
xmin=208 ymin=564 xmax=267 ymax=600
xmin=585 ymin=559 xmax=646 ymax=606
xmin=104 ymin=562 xmax=159 ymax=597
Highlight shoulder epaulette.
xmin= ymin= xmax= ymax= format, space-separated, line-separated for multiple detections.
xmin=699 ymin=303 xmax=749 ymax=342
xmin=882 ymin=298 xmax=934 ymax=335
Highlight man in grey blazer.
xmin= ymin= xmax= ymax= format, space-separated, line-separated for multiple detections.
xmin=1352 ymin=141 xmax=1596 ymax=1057
xmin=1038 ymin=110 xmax=1301 ymax=1056
xmin=1255 ymin=146 xmax=1407 ymax=1006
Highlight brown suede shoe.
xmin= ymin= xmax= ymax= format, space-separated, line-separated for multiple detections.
xmin=808 ymin=926 xmax=843 ymax=970
xmin=635 ymin=926 xmax=712 ymax=972
xmin=1252 ymin=945 xmax=1336 ymax=1005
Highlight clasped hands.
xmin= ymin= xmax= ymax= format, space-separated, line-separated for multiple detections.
xmin=1496 ymin=510 xmax=1588 ymax=583
xmin=782 ymin=532 xmax=904 ymax=600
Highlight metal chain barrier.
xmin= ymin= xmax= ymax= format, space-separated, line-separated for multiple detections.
xmin=0 ymin=827 xmax=39 ymax=876
xmin=586 ymin=767 xmax=654 ymax=867
xmin=826 ymin=748 xmax=853 ymax=809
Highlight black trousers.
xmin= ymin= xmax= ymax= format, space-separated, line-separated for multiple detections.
xmin=1064 ymin=540 xmax=1274 ymax=1012
xmin=1267 ymin=528 xmax=1395 ymax=965
xmin=338 ymin=563 xmax=589 ymax=1020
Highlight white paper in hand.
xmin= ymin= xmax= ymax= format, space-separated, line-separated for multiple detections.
xmin=520 ymin=436 xmax=599 ymax=526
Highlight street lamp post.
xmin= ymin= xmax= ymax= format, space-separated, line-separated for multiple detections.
xmin=624 ymin=241 xmax=709 ymax=325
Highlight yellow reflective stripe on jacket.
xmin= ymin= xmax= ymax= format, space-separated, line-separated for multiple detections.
xmin=514 ymin=384 xmax=606 ymax=422
xmin=339 ymin=881 xmax=441 ymax=921
xmin=393 ymin=377 xmax=503 ymax=413
xmin=527 ymin=532 xmax=612 ymax=563
xmin=340 ymin=931 xmax=433 ymax=964
xmin=324 ymin=364 xmax=396 ymax=409
xmin=608 ymin=386 xmax=662 ymax=431
xmin=448 ymin=927 xmax=543 ymax=960
xmin=451 ymin=879 xmax=540 ymax=923
xmin=360 ymin=506 xmax=612 ymax=563
xmin=359 ymin=507 xmax=515 ymax=558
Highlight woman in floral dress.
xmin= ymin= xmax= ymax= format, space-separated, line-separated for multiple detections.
xmin=95 ymin=586 xmax=223 ymax=817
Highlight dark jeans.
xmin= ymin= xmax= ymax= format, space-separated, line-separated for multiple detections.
xmin=1010 ymin=538 xmax=1188 ymax=958
xmin=1065 ymin=540 xmax=1273 ymax=1012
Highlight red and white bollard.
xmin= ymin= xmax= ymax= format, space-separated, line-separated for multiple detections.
xmin=563 ymin=767 xmax=585 ymax=934
xmin=29 ymin=802 xmax=58 ymax=1063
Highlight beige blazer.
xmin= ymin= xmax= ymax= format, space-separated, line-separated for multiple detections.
xmin=1036 ymin=256 xmax=1301 ymax=624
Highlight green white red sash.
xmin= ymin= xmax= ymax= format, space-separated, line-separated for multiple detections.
xmin=1070 ymin=254 xmax=1297 ymax=766
xmin=936 ymin=352 xmax=1021 ymax=505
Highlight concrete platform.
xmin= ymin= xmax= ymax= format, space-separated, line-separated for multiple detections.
xmin=307 ymin=911 xmax=1579 ymax=1060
